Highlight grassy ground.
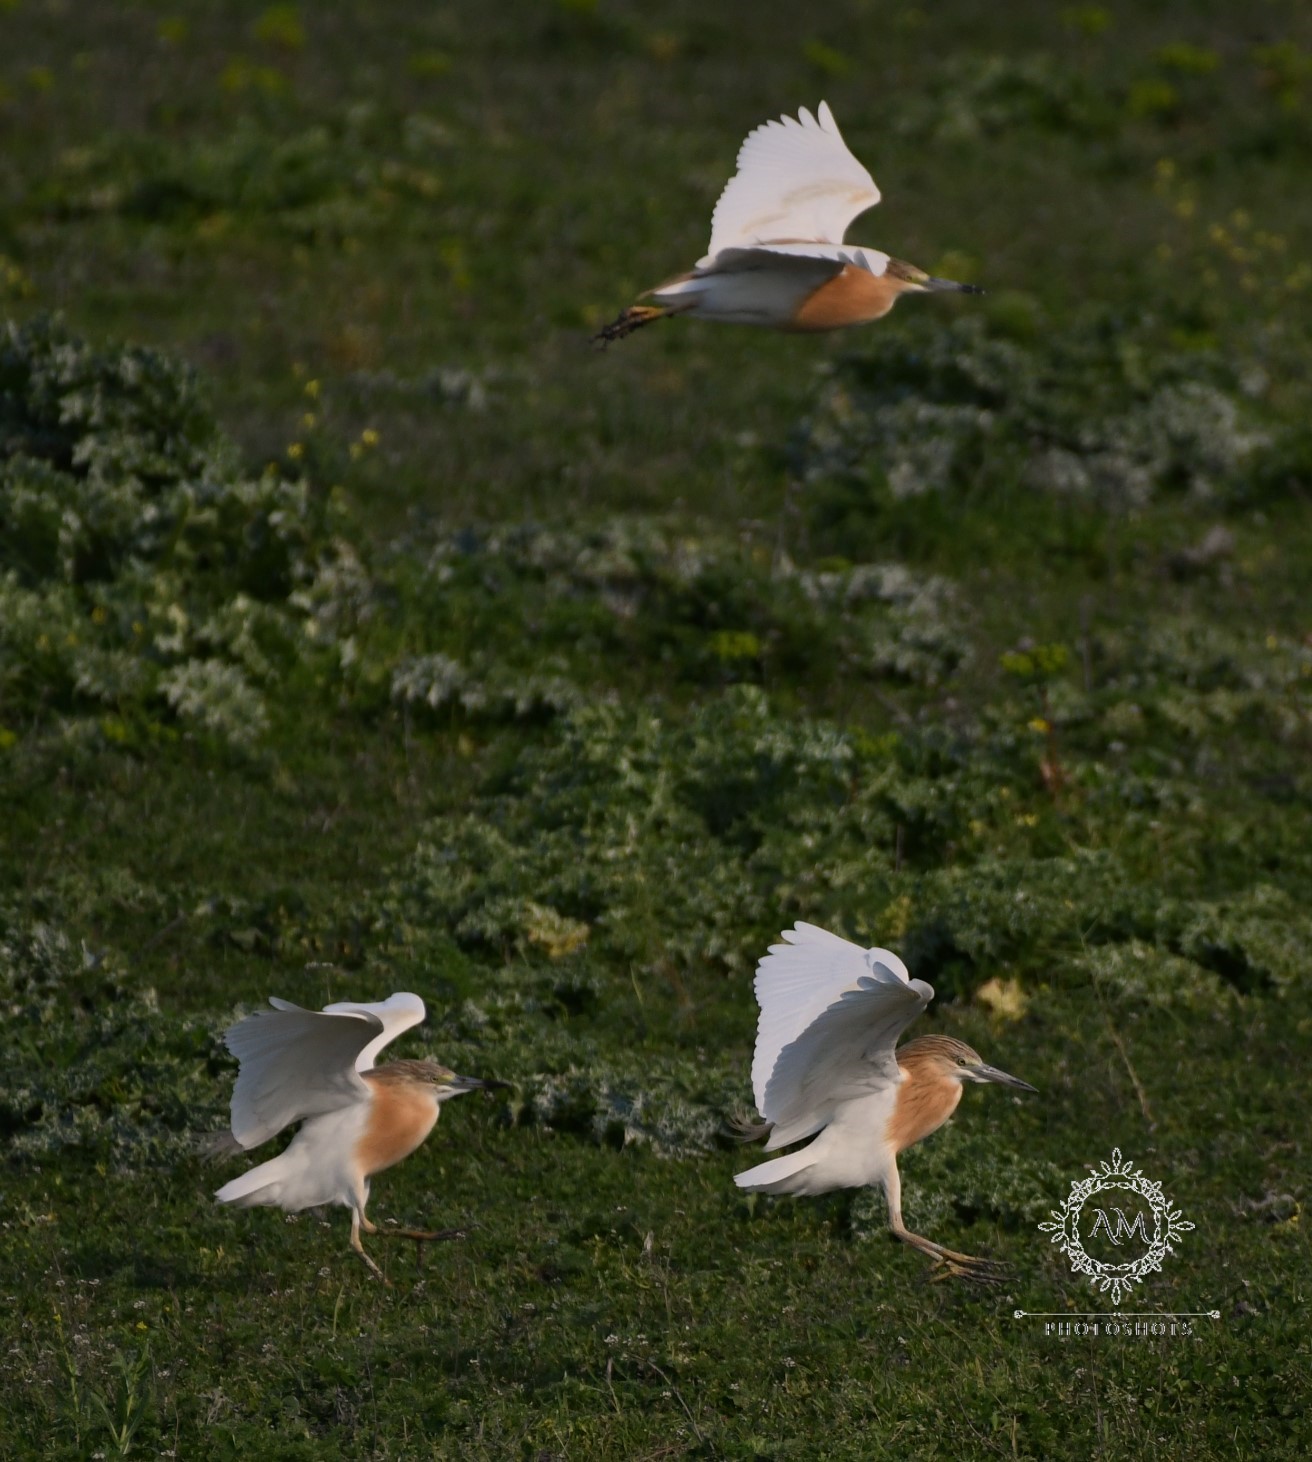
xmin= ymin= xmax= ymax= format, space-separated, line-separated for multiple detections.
xmin=3 ymin=1 xmax=1312 ymax=1457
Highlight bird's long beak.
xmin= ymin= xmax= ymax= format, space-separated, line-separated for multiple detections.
xmin=975 ymin=1063 xmax=1037 ymax=1093
xmin=451 ymin=1074 xmax=509 ymax=1093
xmin=924 ymin=277 xmax=985 ymax=294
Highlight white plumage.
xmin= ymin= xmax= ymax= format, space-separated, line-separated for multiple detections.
xmin=214 ymin=1103 xmax=370 ymax=1212
xmin=322 ymin=991 xmax=426 ymax=1073
xmin=214 ymin=992 xmax=492 ymax=1279
xmin=595 ymin=102 xmax=980 ymax=344
xmin=737 ymin=923 xmax=932 ymax=1192
xmin=750 ymin=923 xmax=932 ymax=1149
xmin=734 ymin=922 xmax=1036 ymax=1277
xmin=222 ymin=998 xmax=402 ymax=1152
xmin=704 ymin=101 xmax=881 ymax=259
xmin=732 ymin=1094 xmax=903 ymax=1197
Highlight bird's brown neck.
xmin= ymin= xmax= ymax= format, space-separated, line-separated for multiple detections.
xmin=356 ymin=1072 xmax=440 ymax=1177
xmin=886 ymin=1052 xmax=964 ymax=1154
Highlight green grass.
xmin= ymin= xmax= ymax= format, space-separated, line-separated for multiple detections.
xmin=3 ymin=1 xmax=1312 ymax=1457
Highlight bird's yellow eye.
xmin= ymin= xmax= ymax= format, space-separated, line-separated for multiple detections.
xmin=957 ymin=1057 xmax=968 ymax=1066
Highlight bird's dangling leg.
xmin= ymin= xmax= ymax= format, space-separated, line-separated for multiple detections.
xmin=591 ymin=304 xmax=669 ymax=348
xmin=376 ymin=1223 xmax=468 ymax=1269
xmin=884 ymin=1173 xmax=1008 ymax=1283
xmin=891 ymin=1224 xmax=1008 ymax=1283
xmin=349 ymin=1209 xmax=389 ymax=1285
xmin=378 ymin=1224 xmax=467 ymax=1243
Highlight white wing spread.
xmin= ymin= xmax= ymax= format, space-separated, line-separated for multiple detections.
xmin=751 ymin=924 xmax=933 ymax=1149
xmin=225 ymin=1002 xmax=383 ymax=1149
xmin=321 ymin=991 xmax=426 ymax=1071
xmin=705 ymin=102 xmax=881 ymax=261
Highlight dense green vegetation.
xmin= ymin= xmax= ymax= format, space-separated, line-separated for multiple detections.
xmin=3 ymin=1 xmax=1311 ymax=1456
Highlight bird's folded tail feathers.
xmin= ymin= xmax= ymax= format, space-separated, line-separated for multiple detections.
xmin=215 ymin=1151 xmax=296 ymax=1208
xmin=734 ymin=1145 xmax=819 ymax=1195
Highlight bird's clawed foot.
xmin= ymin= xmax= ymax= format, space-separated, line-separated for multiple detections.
xmin=357 ymin=1251 xmax=390 ymax=1285
xmin=380 ymin=1225 xmax=468 ymax=1244
xmin=894 ymin=1228 xmax=1011 ymax=1284
xmin=350 ymin=1231 xmax=391 ymax=1286
xmin=379 ymin=1224 xmax=469 ymax=1269
xmin=591 ymin=305 xmax=667 ymax=348
xmin=929 ymin=1251 xmax=1010 ymax=1285
xmin=348 ymin=1222 xmax=466 ymax=1283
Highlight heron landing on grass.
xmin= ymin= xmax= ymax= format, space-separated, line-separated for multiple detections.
xmin=736 ymin=924 xmax=1036 ymax=1280
xmin=594 ymin=102 xmax=982 ymax=346
xmin=213 ymin=993 xmax=502 ymax=1282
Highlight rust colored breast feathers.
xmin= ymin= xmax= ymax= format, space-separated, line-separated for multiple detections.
xmin=356 ymin=1070 xmax=440 ymax=1177
xmin=885 ymin=1058 xmax=964 ymax=1154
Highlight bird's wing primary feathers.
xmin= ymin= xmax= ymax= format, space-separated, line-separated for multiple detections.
xmin=224 ymin=1002 xmax=381 ymax=1149
xmin=706 ymin=102 xmax=881 ymax=259
xmin=705 ymin=243 xmax=890 ymax=277
xmin=321 ymin=991 xmax=426 ymax=1071
xmin=752 ymin=923 xmax=933 ymax=1148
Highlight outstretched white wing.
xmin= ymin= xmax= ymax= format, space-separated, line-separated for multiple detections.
xmin=224 ymin=1001 xmax=381 ymax=1149
xmin=705 ymin=102 xmax=881 ymax=260
xmin=321 ymin=991 xmax=426 ymax=1071
xmin=751 ymin=924 xmax=932 ymax=1149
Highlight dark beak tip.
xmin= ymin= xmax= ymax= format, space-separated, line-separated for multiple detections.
xmin=927 ymin=277 xmax=985 ymax=295
xmin=984 ymin=1067 xmax=1036 ymax=1093
xmin=454 ymin=1074 xmax=509 ymax=1092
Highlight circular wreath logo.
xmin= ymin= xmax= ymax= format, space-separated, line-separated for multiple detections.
xmin=1039 ymin=1148 xmax=1195 ymax=1305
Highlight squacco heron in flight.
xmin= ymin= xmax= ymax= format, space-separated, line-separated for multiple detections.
xmin=214 ymin=993 xmax=501 ymax=1281
xmin=595 ymin=101 xmax=981 ymax=346
xmin=736 ymin=924 xmax=1036 ymax=1279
